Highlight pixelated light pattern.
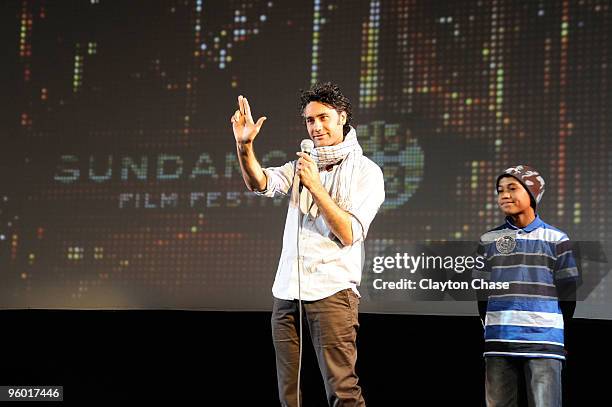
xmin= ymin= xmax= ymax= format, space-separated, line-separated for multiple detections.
xmin=310 ymin=0 xmax=322 ymax=85
xmin=359 ymin=0 xmax=381 ymax=108
xmin=193 ymin=1 xmax=274 ymax=71
xmin=357 ymin=120 xmax=424 ymax=210
xmin=4 ymin=0 xmax=610 ymax=310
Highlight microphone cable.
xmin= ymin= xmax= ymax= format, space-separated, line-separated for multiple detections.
xmin=295 ymin=162 xmax=304 ymax=407
xmin=295 ymin=138 xmax=313 ymax=407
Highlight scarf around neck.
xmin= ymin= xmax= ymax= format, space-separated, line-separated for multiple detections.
xmin=291 ymin=126 xmax=363 ymax=217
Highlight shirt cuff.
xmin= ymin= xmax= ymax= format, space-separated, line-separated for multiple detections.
xmin=349 ymin=214 xmax=365 ymax=243
xmin=252 ymin=169 xmax=274 ymax=197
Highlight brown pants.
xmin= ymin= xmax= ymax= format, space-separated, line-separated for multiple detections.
xmin=271 ymin=289 xmax=365 ymax=407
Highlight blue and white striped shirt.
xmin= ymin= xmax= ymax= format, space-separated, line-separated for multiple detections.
xmin=475 ymin=215 xmax=579 ymax=360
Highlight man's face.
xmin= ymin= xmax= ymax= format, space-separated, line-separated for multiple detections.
xmin=497 ymin=176 xmax=533 ymax=215
xmin=303 ymin=101 xmax=346 ymax=147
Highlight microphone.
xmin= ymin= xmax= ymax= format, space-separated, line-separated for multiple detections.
xmin=300 ymin=139 xmax=314 ymax=155
xmin=298 ymin=139 xmax=314 ymax=192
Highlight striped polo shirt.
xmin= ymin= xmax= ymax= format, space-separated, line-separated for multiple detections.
xmin=475 ymin=215 xmax=579 ymax=360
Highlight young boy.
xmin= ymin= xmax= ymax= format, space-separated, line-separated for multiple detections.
xmin=475 ymin=165 xmax=579 ymax=407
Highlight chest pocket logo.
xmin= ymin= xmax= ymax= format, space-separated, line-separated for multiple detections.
xmin=496 ymin=235 xmax=516 ymax=254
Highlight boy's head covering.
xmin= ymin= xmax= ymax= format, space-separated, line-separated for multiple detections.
xmin=496 ymin=165 xmax=545 ymax=210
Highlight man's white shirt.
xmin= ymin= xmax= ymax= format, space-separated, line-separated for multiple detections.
xmin=255 ymin=155 xmax=385 ymax=301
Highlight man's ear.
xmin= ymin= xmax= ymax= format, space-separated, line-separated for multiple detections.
xmin=339 ymin=111 xmax=347 ymax=125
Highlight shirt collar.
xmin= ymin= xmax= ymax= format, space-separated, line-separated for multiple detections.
xmin=505 ymin=214 xmax=543 ymax=232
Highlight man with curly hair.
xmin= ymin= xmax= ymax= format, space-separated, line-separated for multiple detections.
xmin=231 ymin=82 xmax=385 ymax=406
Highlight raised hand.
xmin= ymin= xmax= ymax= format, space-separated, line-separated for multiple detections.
xmin=231 ymin=95 xmax=267 ymax=144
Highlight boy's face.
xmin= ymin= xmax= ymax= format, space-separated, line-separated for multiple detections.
xmin=497 ymin=176 xmax=533 ymax=216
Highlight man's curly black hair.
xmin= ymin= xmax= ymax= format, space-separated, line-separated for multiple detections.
xmin=299 ymin=82 xmax=353 ymax=135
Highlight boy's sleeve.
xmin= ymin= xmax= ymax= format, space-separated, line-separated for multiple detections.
xmin=555 ymin=236 xmax=580 ymax=322
xmin=471 ymin=240 xmax=491 ymax=281
xmin=471 ymin=240 xmax=491 ymax=326
xmin=554 ymin=237 xmax=580 ymax=282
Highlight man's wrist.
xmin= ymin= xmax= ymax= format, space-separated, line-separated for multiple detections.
xmin=236 ymin=141 xmax=254 ymax=153
xmin=307 ymin=181 xmax=325 ymax=197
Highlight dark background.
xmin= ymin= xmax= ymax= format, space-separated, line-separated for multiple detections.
xmin=1 ymin=311 xmax=609 ymax=405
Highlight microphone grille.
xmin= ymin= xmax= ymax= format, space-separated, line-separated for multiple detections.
xmin=300 ymin=139 xmax=314 ymax=154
